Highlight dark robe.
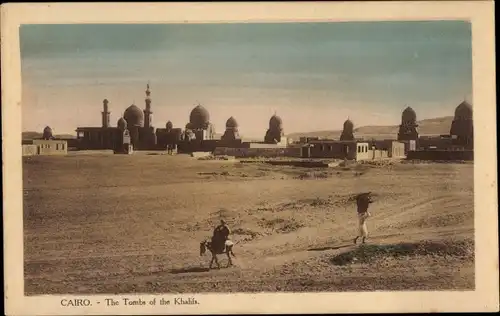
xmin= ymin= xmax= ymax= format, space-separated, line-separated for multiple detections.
xmin=356 ymin=193 xmax=373 ymax=214
xmin=211 ymin=224 xmax=230 ymax=252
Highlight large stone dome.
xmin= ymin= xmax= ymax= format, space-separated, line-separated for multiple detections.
xmin=402 ymin=106 xmax=417 ymax=122
xmin=343 ymin=119 xmax=354 ymax=130
xmin=269 ymin=114 xmax=283 ymax=129
xmin=123 ymin=104 xmax=144 ymax=128
xmin=117 ymin=117 xmax=127 ymax=130
xmin=189 ymin=105 xmax=210 ymax=129
xmin=454 ymin=101 xmax=473 ymax=120
xmin=226 ymin=116 xmax=238 ymax=128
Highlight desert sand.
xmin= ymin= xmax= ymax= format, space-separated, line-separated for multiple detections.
xmin=23 ymin=152 xmax=474 ymax=294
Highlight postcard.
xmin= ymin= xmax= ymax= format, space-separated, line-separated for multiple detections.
xmin=2 ymin=1 xmax=498 ymax=315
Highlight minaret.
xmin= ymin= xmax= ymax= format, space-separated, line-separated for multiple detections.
xmin=101 ymin=99 xmax=110 ymax=128
xmin=144 ymin=82 xmax=153 ymax=128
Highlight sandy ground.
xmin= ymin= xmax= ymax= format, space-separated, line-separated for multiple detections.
xmin=23 ymin=152 xmax=474 ymax=294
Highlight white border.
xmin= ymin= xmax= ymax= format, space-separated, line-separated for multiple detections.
xmin=2 ymin=2 xmax=498 ymax=314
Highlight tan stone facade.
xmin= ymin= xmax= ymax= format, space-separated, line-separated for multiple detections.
xmin=23 ymin=140 xmax=68 ymax=156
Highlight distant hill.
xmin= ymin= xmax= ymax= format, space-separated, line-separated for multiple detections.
xmin=22 ymin=132 xmax=76 ymax=140
xmin=287 ymin=116 xmax=454 ymax=141
xmin=22 ymin=116 xmax=455 ymax=142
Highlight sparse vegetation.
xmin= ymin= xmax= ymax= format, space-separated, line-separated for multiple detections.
xmin=296 ymin=171 xmax=329 ymax=180
xmin=232 ymin=227 xmax=259 ymax=236
xmin=197 ymin=155 xmax=235 ymax=161
xmin=23 ymin=152 xmax=474 ymax=294
xmin=259 ymin=218 xmax=304 ymax=233
xmin=330 ymin=239 xmax=474 ymax=266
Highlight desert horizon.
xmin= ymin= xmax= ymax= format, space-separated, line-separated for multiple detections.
xmin=3 ymin=1 xmax=498 ymax=314
xmin=21 ymin=21 xmax=472 ymax=138
xmin=22 ymin=114 xmax=456 ymax=141
xmin=18 ymin=18 xmax=479 ymax=304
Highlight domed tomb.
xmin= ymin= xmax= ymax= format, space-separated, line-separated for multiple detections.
xmin=123 ymin=104 xmax=145 ymax=128
xmin=42 ymin=126 xmax=53 ymax=140
xmin=269 ymin=114 xmax=283 ymax=129
xmin=221 ymin=116 xmax=240 ymax=142
xmin=340 ymin=119 xmax=355 ymax=141
xmin=189 ymin=105 xmax=210 ymax=129
xmin=343 ymin=119 xmax=354 ymax=131
xmin=450 ymin=100 xmax=473 ymax=147
xmin=264 ymin=114 xmax=284 ymax=144
xmin=397 ymin=106 xmax=419 ymax=141
xmin=402 ymin=106 xmax=417 ymax=123
xmin=117 ymin=117 xmax=128 ymax=130
xmin=166 ymin=121 xmax=173 ymax=130
xmin=226 ymin=116 xmax=238 ymax=129
xmin=454 ymin=100 xmax=473 ymax=120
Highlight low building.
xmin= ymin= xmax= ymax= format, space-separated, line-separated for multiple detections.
xmin=369 ymin=140 xmax=406 ymax=158
xmin=23 ymin=139 xmax=68 ymax=156
xmin=299 ymin=139 xmax=405 ymax=161
xmin=301 ymin=140 xmax=366 ymax=160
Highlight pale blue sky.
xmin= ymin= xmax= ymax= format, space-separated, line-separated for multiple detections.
xmin=20 ymin=22 xmax=472 ymax=137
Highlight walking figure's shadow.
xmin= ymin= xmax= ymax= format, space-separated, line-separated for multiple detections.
xmin=307 ymin=244 xmax=352 ymax=252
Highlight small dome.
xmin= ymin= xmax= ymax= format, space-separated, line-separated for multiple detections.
xmin=42 ymin=126 xmax=53 ymax=139
xmin=402 ymin=106 xmax=417 ymax=122
xmin=189 ymin=104 xmax=210 ymax=129
xmin=123 ymin=104 xmax=144 ymax=127
xmin=226 ymin=116 xmax=238 ymax=128
xmin=117 ymin=117 xmax=127 ymax=130
xmin=166 ymin=121 xmax=173 ymax=129
xmin=269 ymin=114 xmax=283 ymax=129
xmin=454 ymin=100 xmax=472 ymax=120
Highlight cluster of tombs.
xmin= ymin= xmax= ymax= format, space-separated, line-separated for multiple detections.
xmin=24 ymin=83 xmax=474 ymax=161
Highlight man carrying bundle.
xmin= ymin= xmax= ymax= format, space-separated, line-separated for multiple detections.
xmin=353 ymin=192 xmax=374 ymax=245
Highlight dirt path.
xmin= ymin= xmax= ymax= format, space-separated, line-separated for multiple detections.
xmin=23 ymin=155 xmax=474 ymax=294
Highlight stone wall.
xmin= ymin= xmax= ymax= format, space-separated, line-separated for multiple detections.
xmin=22 ymin=145 xmax=38 ymax=156
xmin=355 ymin=143 xmax=372 ymax=161
xmin=368 ymin=149 xmax=389 ymax=160
xmin=177 ymin=139 xmax=250 ymax=153
xmin=390 ymin=141 xmax=406 ymax=158
xmin=371 ymin=140 xmax=406 ymax=158
xmin=214 ymin=147 xmax=301 ymax=158
xmin=32 ymin=140 xmax=68 ymax=155
xmin=248 ymin=142 xmax=286 ymax=149
xmin=308 ymin=141 xmax=358 ymax=159
xmin=407 ymin=150 xmax=473 ymax=161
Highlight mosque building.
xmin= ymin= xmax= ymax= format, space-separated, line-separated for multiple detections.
xmin=155 ymin=120 xmax=183 ymax=152
xmin=264 ymin=113 xmax=285 ymax=145
xmin=185 ymin=104 xmax=216 ymax=141
xmin=75 ymin=83 xmax=181 ymax=151
xmin=340 ymin=118 xmax=355 ymax=141
xmin=397 ymin=106 xmax=419 ymax=141
xmin=221 ymin=116 xmax=241 ymax=142
xmin=31 ymin=79 xmax=473 ymax=162
xmin=450 ymin=100 xmax=473 ymax=149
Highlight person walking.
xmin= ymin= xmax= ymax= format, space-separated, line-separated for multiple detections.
xmin=353 ymin=192 xmax=373 ymax=244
